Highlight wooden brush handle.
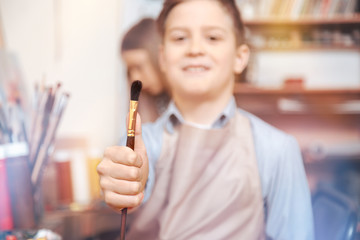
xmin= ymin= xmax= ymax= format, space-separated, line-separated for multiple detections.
xmin=120 ymin=208 xmax=128 ymax=240
xmin=126 ymin=136 xmax=135 ymax=150
xmin=120 ymin=136 xmax=135 ymax=240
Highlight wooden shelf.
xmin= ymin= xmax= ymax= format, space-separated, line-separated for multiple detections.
xmin=244 ymin=16 xmax=360 ymax=52
xmin=233 ymin=84 xmax=360 ymax=116
xmin=234 ymin=84 xmax=360 ymax=95
xmin=249 ymin=45 xmax=360 ymax=51
xmin=244 ymin=16 xmax=360 ymax=26
xmin=233 ymin=84 xmax=360 ymax=158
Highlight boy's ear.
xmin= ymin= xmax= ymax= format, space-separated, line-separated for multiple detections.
xmin=233 ymin=44 xmax=250 ymax=74
xmin=158 ymin=44 xmax=166 ymax=73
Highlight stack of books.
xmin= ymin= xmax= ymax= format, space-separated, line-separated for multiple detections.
xmin=237 ymin=0 xmax=360 ymax=19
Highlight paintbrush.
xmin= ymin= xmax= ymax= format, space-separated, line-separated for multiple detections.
xmin=30 ymin=87 xmax=53 ymax=169
xmin=31 ymin=92 xmax=70 ymax=186
xmin=120 ymin=80 xmax=142 ymax=240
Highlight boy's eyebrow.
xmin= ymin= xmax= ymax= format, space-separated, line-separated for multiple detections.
xmin=202 ymin=26 xmax=227 ymax=33
xmin=167 ymin=26 xmax=188 ymax=32
xmin=167 ymin=25 xmax=228 ymax=33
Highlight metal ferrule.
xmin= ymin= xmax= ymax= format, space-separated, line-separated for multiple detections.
xmin=127 ymin=100 xmax=138 ymax=137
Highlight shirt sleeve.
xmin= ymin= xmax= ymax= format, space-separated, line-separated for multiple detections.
xmin=140 ymin=121 xmax=164 ymax=203
xmin=265 ymin=136 xmax=315 ymax=240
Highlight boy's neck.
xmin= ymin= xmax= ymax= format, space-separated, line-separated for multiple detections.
xmin=174 ymin=93 xmax=233 ymax=126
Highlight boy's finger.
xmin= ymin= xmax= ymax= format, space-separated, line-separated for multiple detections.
xmin=103 ymin=146 xmax=142 ymax=168
xmin=105 ymin=191 xmax=144 ymax=210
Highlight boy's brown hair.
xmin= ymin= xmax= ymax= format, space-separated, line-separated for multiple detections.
xmin=157 ymin=0 xmax=246 ymax=46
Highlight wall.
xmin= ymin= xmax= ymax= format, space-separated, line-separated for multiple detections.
xmin=253 ymin=50 xmax=360 ymax=89
xmin=0 ymin=0 xmax=125 ymax=150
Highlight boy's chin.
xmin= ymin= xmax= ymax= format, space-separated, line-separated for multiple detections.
xmin=176 ymin=89 xmax=216 ymax=102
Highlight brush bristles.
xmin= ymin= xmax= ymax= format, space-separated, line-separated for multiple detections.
xmin=131 ymin=80 xmax=142 ymax=101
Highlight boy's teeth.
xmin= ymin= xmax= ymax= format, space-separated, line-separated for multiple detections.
xmin=186 ymin=67 xmax=206 ymax=72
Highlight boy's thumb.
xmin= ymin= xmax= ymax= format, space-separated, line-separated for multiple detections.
xmin=126 ymin=113 xmax=145 ymax=153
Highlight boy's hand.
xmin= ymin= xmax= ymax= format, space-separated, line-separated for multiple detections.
xmin=97 ymin=114 xmax=148 ymax=211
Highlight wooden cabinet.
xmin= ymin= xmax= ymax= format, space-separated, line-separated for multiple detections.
xmin=234 ymin=83 xmax=360 ymax=154
xmin=234 ymin=83 xmax=360 ymax=194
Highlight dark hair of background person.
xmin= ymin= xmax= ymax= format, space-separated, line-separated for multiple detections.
xmin=121 ymin=18 xmax=162 ymax=77
xmin=120 ymin=18 xmax=170 ymax=122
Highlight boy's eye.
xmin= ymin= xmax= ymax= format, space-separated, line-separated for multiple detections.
xmin=168 ymin=30 xmax=188 ymax=42
xmin=171 ymin=35 xmax=186 ymax=42
xmin=207 ymin=35 xmax=222 ymax=42
xmin=175 ymin=36 xmax=186 ymax=41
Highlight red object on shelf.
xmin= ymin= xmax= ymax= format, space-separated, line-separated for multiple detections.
xmin=6 ymin=235 xmax=17 ymax=240
xmin=283 ymin=77 xmax=305 ymax=89
xmin=0 ymin=146 xmax=13 ymax=231
xmin=54 ymin=151 xmax=73 ymax=205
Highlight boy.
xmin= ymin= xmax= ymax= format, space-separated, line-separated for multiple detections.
xmin=98 ymin=0 xmax=314 ymax=239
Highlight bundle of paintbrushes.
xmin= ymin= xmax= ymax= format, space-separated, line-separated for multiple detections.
xmin=0 ymin=80 xmax=70 ymax=186
xmin=0 ymin=80 xmax=69 ymax=225
xmin=28 ymin=81 xmax=70 ymax=187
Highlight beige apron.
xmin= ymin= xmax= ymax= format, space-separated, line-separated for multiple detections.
xmin=127 ymin=112 xmax=265 ymax=240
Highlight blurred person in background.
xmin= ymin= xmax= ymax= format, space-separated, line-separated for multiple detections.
xmin=121 ymin=18 xmax=170 ymax=123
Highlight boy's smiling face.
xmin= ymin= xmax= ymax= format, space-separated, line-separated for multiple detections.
xmin=160 ymin=0 xmax=248 ymax=104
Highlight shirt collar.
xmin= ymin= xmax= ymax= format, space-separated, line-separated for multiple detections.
xmin=163 ymin=96 xmax=237 ymax=134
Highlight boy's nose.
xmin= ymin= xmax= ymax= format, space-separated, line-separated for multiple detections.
xmin=187 ymin=37 xmax=204 ymax=56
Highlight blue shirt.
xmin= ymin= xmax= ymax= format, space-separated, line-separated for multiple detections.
xmin=136 ymin=97 xmax=314 ymax=240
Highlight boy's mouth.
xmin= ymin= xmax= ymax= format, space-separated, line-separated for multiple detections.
xmin=182 ymin=64 xmax=211 ymax=73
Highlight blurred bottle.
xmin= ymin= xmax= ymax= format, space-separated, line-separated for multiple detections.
xmin=87 ymin=148 xmax=102 ymax=200
xmin=70 ymin=150 xmax=90 ymax=206
xmin=53 ymin=150 xmax=73 ymax=206
xmin=5 ymin=142 xmax=35 ymax=229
